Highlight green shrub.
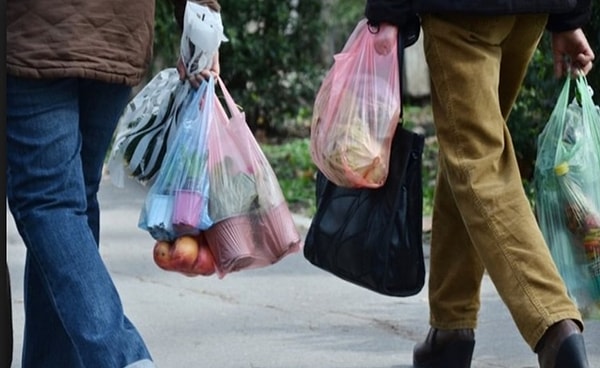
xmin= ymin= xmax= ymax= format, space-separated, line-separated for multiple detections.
xmin=260 ymin=139 xmax=317 ymax=217
xmin=216 ymin=0 xmax=326 ymax=137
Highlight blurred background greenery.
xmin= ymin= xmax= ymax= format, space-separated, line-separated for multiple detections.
xmin=149 ymin=0 xmax=600 ymax=217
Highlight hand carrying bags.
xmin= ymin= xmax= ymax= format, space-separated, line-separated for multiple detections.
xmin=304 ymin=125 xmax=426 ymax=297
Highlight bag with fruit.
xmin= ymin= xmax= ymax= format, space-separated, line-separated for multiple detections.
xmin=148 ymin=76 xmax=301 ymax=279
xmin=310 ymin=19 xmax=401 ymax=189
xmin=139 ymin=78 xmax=214 ymax=242
xmin=153 ymin=234 xmax=217 ymax=277
xmin=534 ymin=74 xmax=600 ymax=319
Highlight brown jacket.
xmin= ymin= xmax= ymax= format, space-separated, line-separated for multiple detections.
xmin=7 ymin=0 xmax=156 ymax=87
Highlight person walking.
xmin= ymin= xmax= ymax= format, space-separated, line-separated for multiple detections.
xmin=6 ymin=1 xmax=159 ymax=366
xmin=7 ymin=0 xmax=223 ymax=365
xmin=6 ymin=1 xmax=167 ymax=366
xmin=364 ymin=1 xmax=595 ymax=367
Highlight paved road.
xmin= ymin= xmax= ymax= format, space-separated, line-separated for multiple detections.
xmin=7 ymin=175 xmax=600 ymax=368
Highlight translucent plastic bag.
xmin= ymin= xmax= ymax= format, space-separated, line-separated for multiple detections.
xmin=310 ymin=19 xmax=401 ymax=188
xmin=203 ymin=76 xmax=302 ymax=278
xmin=138 ymin=79 xmax=214 ymax=241
xmin=107 ymin=68 xmax=193 ymax=186
xmin=534 ymin=75 xmax=600 ymax=319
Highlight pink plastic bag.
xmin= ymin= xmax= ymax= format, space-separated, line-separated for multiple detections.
xmin=310 ymin=19 xmax=401 ymax=188
xmin=204 ymin=76 xmax=302 ymax=278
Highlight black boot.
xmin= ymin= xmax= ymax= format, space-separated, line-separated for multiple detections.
xmin=413 ymin=327 xmax=475 ymax=368
xmin=536 ymin=319 xmax=589 ymax=368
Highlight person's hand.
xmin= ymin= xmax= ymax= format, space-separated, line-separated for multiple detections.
xmin=176 ymin=52 xmax=221 ymax=88
xmin=551 ymin=28 xmax=595 ymax=78
xmin=372 ymin=23 xmax=398 ymax=55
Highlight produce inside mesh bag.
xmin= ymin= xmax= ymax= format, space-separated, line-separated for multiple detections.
xmin=310 ymin=19 xmax=400 ymax=188
xmin=180 ymin=0 xmax=228 ymax=75
xmin=203 ymin=77 xmax=301 ymax=278
xmin=534 ymin=75 xmax=600 ymax=319
xmin=108 ymin=68 xmax=192 ymax=186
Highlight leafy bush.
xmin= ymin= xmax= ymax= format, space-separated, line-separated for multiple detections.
xmin=216 ymin=0 xmax=327 ymax=137
xmin=152 ymin=0 xmax=181 ymax=71
xmin=260 ymin=139 xmax=317 ymax=216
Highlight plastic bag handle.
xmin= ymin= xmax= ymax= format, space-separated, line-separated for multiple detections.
xmin=397 ymin=29 xmax=404 ymax=122
xmin=575 ymin=74 xmax=600 ymax=149
xmin=216 ymin=76 xmax=243 ymax=121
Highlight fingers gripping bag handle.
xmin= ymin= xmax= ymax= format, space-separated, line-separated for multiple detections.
xmin=310 ymin=19 xmax=401 ymax=189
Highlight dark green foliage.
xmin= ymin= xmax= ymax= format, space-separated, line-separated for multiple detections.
xmin=151 ymin=1 xmax=372 ymax=136
xmin=216 ymin=0 xmax=327 ymax=137
xmin=507 ymin=35 xmax=562 ymax=183
xmin=583 ymin=4 xmax=600 ymax=94
xmin=152 ymin=0 xmax=181 ymax=71
xmin=261 ymin=139 xmax=317 ymax=216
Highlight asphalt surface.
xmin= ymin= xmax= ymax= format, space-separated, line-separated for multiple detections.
xmin=7 ymin=174 xmax=600 ymax=368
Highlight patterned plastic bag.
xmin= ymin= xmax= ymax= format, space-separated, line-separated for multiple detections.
xmin=108 ymin=68 xmax=192 ymax=186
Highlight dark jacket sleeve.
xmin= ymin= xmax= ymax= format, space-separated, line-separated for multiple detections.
xmin=546 ymin=0 xmax=591 ymax=32
xmin=365 ymin=0 xmax=413 ymax=28
xmin=364 ymin=0 xmax=421 ymax=47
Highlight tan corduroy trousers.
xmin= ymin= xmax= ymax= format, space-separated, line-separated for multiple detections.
xmin=420 ymin=13 xmax=583 ymax=350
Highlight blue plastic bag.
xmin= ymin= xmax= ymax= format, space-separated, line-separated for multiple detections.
xmin=139 ymin=78 xmax=215 ymax=241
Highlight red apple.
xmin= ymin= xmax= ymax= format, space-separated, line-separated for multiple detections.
xmin=172 ymin=236 xmax=200 ymax=272
xmin=153 ymin=241 xmax=175 ymax=271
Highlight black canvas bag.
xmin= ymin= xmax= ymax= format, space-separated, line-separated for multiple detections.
xmin=304 ymin=125 xmax=426 ymax=297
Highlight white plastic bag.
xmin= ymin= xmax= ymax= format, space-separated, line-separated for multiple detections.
xmin=180 ymin=1 xmax=228 ymax=75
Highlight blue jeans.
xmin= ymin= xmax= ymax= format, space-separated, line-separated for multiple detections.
xmin=7 ymin=76 xmax=155 ymax=368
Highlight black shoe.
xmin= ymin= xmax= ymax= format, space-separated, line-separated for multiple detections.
xmin=413 ymin=327 xmax=475 ymax=368
xmin=536 ymin=319 xmax=589 ymax=368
